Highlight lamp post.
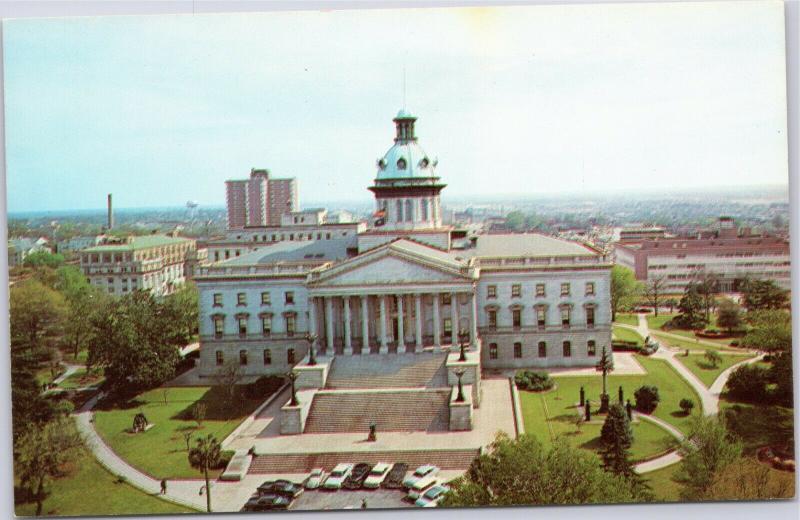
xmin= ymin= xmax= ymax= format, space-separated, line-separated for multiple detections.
xmin=286 ymin=371 xmax=298 ymax=406
xmin=458 ymin=336 xmax=468 ymax=362
xmin=306 ymin=333 xmax=318 ymax=366
xmin=454 ymin=369 xmax=466 ymax=403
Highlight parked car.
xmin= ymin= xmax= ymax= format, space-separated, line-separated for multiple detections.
xmin=415 ymin=484 xmax=450 ymax=507
xmin=304 ymin=468 xmax=326 ymax=489
xmin=258 ymin=479 xmax=303 ymax=499
xmin=363 ymin=462 xmax=391 ymax=489
xmin=242 ymin=493 xmax=291 ymax=511
xmin=381 ymin=463 xmax=408 ymax=489
xmin=323 ymin=463 xmax=354 ymax=490
xmin=343 ymin=462 xmax=372 ymax=489
xmin=402 ymin=465 xmax=439 ymax=489
xmin=407 ymin=475 xmax=439 ymax=500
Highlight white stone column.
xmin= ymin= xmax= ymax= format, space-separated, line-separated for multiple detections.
xmin=379 ymin=295 xmax=388 ymax=353
xmin=361 ymin=295 xmax=370 ymax=354
xmin=343 ymin=296 xmax=352 ymax=355
xmin=470 ymin=291 xmax=478 ymax=347
xmin=396 ymin=295 xmax=405 ymax=353
xmin=450 ymin=292 xmax=458 ymax=347
xmin=433 ymin=293 xmax=441 ymax=348
xmin=415 ymin=293 xmax=423 ymax=351
xmin=325 ymin=296 xmax=334 ymax=352
xmin=308 ymin=296 xmax=317 ymax=349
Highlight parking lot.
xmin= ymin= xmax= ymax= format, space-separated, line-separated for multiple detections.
xmin=290 ymin=489 xmax=413 ymax=511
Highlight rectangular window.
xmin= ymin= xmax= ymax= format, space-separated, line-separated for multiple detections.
xmin=214 ymin=317 xmax=224 ymax=338
xmin=560 ymin=283 xmax=570 ymax=296
xmin=561 ymin=307 xmax=571 ymax=329
xmin=287 ymin=348 xmax=296 ymax=365
xmin=512 ymin=309 xmax=521 ymax=328
xmin=215 ymin=350 xmax=224 ymax=365
xmin=536 ymin=284 xmax=545 ymax=297
xmin=537 ymin=308 xmax=546 ymax=329
xmin=585 ymin=282 xmax=595 ymax=296
xmin=213 ymin=293 xmax=223 ymax=307
xmin=514 ymin=342 xmax=522 ymax=358
xmin=285 ymin=291 xmax=294 ymax=304
xmin=563 ymin=341 xmax=572 ymax=357
xmin=237 ymin=293 xmax=247 ymax=306
xmin=538 ymin=341 xmax=547 ymax=358
xmin=511 ymin=284 xmax=521 ymax=297
xmin=488 ymin=310 xmax=497 ymax=329
xmin=442 ymin=293 xmax=451 ymax=305
xmin=263 ymin=349 xmax=272 ymax=365
xmin=261 ymin=292 xmax=271 ymax=305
xmin=489 ymin=343 xmax=498 ymax=360
xmin=486 ymin=285 xmax=497 ymax=299
xmin=586 ymin=307 xmax=595 ymax=328
xmin=238 ymin=317 xmax=248 ymax=336
xmin=239 ymin=350 xmax=248 ymax=365
xmin=588 ymin=340 xmax=596 ymax=357
xmin=262 ymin=316 xmax=272 ymax=335
xmin=443 ymin=318 xmax=452 ymax=335
xmin=286 ymin=315 xmax=296 ymax=337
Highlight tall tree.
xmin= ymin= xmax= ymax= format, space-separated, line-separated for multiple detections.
xmin=595 ymin=346 xmax=614 ymax=412
xmin=164 ymin=282 xmax=199 ymax=345
xmin=439 ymin=433 xmax=648 ymax=507
xmin=188 ymin=434 xmax=221 ymax=512
xmin=692 ymin=270 xmax=719 ymax=322
xmin=10 ymin=279 xmax=67 ymax=355
xmin=55 ymin=266 xmax=107 ymax=360
xmin=214 ymin=359 xmax=246 ymax=412
xmin=14 ymin=417 xmax=84 ymax=516
xmin=22 ymin=251 xmax=65 ymax=269
xmin=600 ymin=404 xmax=635 ymax=477
xmin=740 ymin=279 xmax=789 ymax=310
xmin=702 ymin=458 xmax=794 ymax=500
xmin=89 ymin=291 xmax=182 ymax=395
xmin=678 ymin=416 xmax=742 ymax=500
xmin=610 ymin=266 xmax=641 ymax=322
xmin=643 ymin=276 xmax=668 ymax=317
xmin=674 ymin=284 xmax=707 ymax=329
xmin=715 ymin=298 xmax=742 ymax=334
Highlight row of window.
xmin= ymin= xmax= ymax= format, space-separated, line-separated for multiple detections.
xmin=486 ymin=307 xmax=595 ymax=329
xmin=213 ymin=291 xmax=294 ymax=307
xmin=486 ymin=282 xmax=595 ymax=299
xmin=488 ymin=340 xmax=598 ymax=359
xmin=216 ymin=347 xmax=296 ymax=366
xmin=213 ymin=314 xmax=296 ymax=338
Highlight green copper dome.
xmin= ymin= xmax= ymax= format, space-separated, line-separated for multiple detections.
xmin=376 ymin=110 xmax=438 ymax=180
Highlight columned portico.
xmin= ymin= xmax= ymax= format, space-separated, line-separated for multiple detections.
xmin=379 ymin=295 xmax=388 ymax=353
xmin=415 ymin=293 xmax=423 ymax=351
xmin=433 ymin=294 xmax=441 ymax=349
xmin=343 ymin=296 xmax=352 ymax=355
xmin=396 ymin=295 xmax=405 ymax=352
xmin=360 ymin=295 xmax=369 ymax=353
xmin=325 ymin=296 xmax=334 ymax=352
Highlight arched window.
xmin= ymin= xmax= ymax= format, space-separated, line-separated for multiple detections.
xmin=405 ymin=199 xmax=414 ymax=222
xmin=421 ymin=199 xmax=429 ymax=221
xmin=587 ymin=340 xmax=596 ymax=356
xmin=396 ymin=199 xmax=403 ymax=222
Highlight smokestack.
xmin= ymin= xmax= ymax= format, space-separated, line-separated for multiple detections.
xmin=107 ymin=193 xmax=114 ymax=230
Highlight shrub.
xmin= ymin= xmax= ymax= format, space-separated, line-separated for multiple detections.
xmin=634 ymin=385 xmax=660 ymax=414
xmin=53 ymin=399 xmax=75 ymax=416
xmin=729 ymin=340 xmax=739 ymax=347
xmin=725 ymin=364 xmax=770 ymax=403
xmin=704 ymin=350 xmax=722 ymax=369
xmin=514 ymin=370 xmax=554 ymax=392
xmin=244 ymin=375 xmax=285 ymax=399
xmin=679 ymin=398 xmax=695 ymax=415
xmin=214 ymin=449 xmax=236 ymax=469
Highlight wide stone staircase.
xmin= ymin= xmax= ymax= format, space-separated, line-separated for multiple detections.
xmin=249 ymin=448 xmax=480 ymax=474
xmin=325 ymin=352 xmax=448 ymax=389
xmin=303 ymin=389 xmax=451 ymax=434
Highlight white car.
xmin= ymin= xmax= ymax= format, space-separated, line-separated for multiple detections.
xmin=415 ymin=484 xmax=450 ymax=507
xmin=304 ymin=468 xmax=326 ymax=489
xmin=402 ymin=465 xmax=439 ymax=489
xmin=322 ymin=463 xmax=353 ymax=490
xmin=407 ymin=476 xmax=438 ymax=500
xmin=363 ymin=462 xmax=391 ymax=489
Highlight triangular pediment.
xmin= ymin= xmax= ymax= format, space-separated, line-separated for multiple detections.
xmin=309 ymin=239 xmax=474 ymax=287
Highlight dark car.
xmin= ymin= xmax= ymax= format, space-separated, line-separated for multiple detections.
xmin=381 ymin=462 xmax=409 ymax=489
xmin=258 ymin=479 xmax=304 ymax=499
xmin=242 ymin=493 xmax=291 ymax=511
xmin=343 ymin=462 xmax=372 ymax=489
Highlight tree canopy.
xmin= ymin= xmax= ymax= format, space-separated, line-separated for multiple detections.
xmin=678 ymin=415 xmax=742 ymax=500
xmin=610 ymin=266 xmax=641 ymax=322
xmin=740 ymin=279 xmax=789 ymax=310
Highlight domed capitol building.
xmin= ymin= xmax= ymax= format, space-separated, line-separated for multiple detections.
xmin=194 ymin=111 xmax=612 ymax=466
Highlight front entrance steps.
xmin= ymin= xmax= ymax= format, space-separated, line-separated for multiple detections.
xmin=324 ymin=352 xmax=448 ymax=389
xmin=303 ymin=388 xmax=451 ymax=434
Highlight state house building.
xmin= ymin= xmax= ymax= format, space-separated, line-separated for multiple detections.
xmin=194 ymin=111 xmax=613 ymax=377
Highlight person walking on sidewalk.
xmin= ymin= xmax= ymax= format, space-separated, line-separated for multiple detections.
xmin=160 ymin=479 xmax=167 ymax=495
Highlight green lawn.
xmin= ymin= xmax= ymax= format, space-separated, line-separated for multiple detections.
xmin=93 ymin=386 xmax=266 ymax=479
xmin=720 ymin=399 xmax=795 ymax=456
xmin=676 ymin=353 xmax=755 ymax=388
xmin=14 ymin=448 xmax=195 ymax=516
xmin=645 ymin=313 xmax=676 ymax=330
xmin=519 ymin=390 xmax=677 ymax=463
xmin=59 ymin=368 xmax=105 ymax=390
xmin=643 ymin=462 xmax=684 ymax=502
xmin=650 ymin=332 xmax=740 ymax=353
xmin=612 ymin=326 xmax=645 ymax=346
xmin=647 ymin=314 xmax=737 ymax=346
xmin=614 ymin=313 xmax=639 ymax=326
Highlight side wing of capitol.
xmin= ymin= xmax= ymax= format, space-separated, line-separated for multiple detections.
xmin=194 ymin=111 xmax=612 ymax=381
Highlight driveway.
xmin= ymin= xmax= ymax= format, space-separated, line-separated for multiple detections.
xmin=290 ymin=488 xmax=413 ymax=511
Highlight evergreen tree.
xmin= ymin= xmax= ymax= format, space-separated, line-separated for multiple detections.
xmin=740 ymin=279 xmax=789 ymax=310
xmin=674 ymin=284 xmax=707 ymax=329
xmin=600 ymin=404 xmax=635 ymax=477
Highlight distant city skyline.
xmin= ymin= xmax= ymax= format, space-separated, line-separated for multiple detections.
xmin=4 ymin=2 xmax=788 ymax=213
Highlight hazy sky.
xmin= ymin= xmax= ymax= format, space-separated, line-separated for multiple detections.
xmin=3 ymin=1 xmax=788 ymax=212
